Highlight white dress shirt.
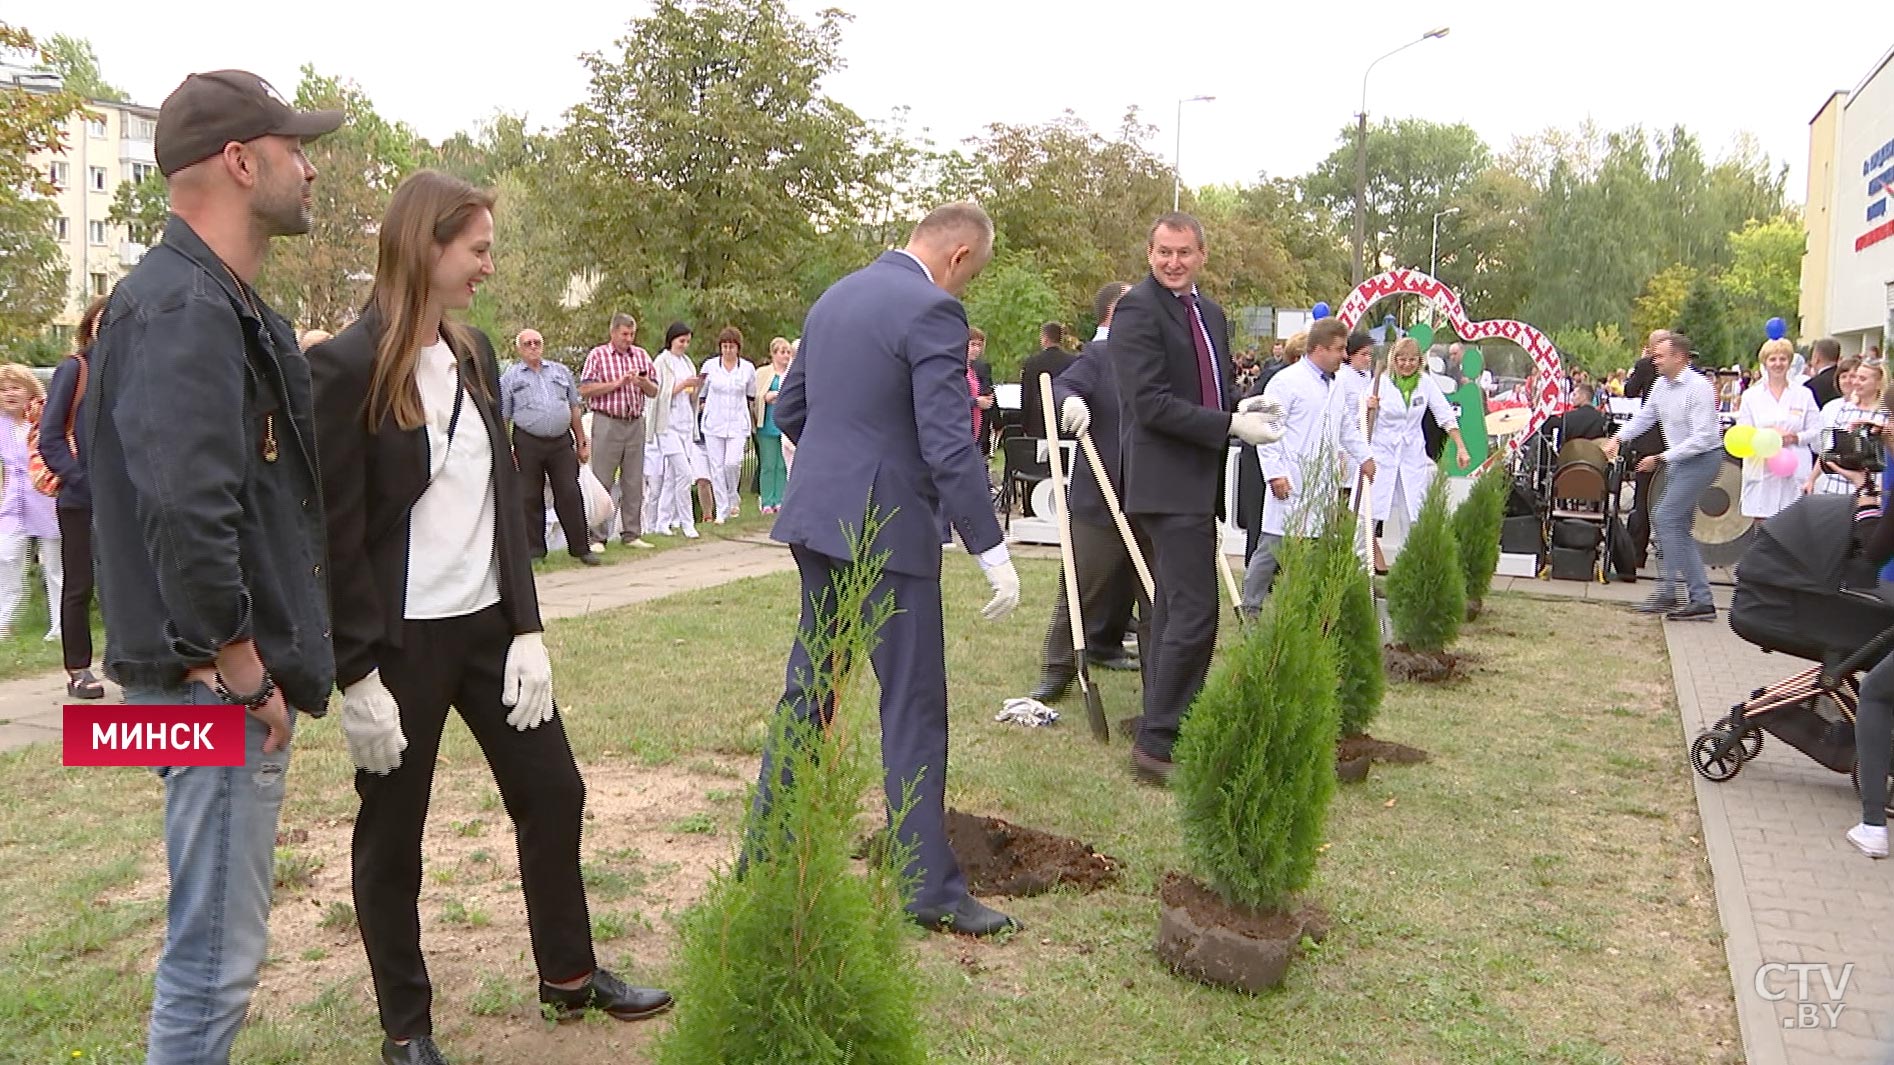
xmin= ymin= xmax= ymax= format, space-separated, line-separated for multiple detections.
xmin=406 ymin=339 xmax=502 ymax=619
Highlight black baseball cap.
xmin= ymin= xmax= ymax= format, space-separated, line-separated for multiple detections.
xmin=154 ymin=70 xmax=343 ymax=177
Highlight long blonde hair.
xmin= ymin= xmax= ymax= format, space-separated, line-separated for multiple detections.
xmin=365 ymin=170 xmax=496 ymax=432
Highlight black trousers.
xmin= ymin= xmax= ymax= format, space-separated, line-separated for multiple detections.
xmin=1627 ymin=463 xmax=1656 ymax=568
xmin=353 ymin=604 xmax=594 ymax=1039
xmin=1129 ymin=512 xmax=1218 ymax=761
xmin=1041 ymin=517 xmax=1142 ymax=672
xmin=514 ymin=429 xmax=590 ymax=558
xmin=56 ymin=506 xmax=92 ymax=670
xmin=752 ymin=546 xmax=964 ymax=910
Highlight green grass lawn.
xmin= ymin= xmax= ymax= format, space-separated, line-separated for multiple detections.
xmin=0 ymin=562 xmax=1737 ymax=1064
xmin=0 ymin=566 xmax=104 ymax=684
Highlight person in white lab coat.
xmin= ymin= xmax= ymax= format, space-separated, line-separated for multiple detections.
xmin=1735 ymin=338 xmax=1821 ymax=520
xmin=1241 ymin=318 xmax=1373 ymax=612
xmin=1370 ymin=337 xmax=1470 ymax=534
xmin=1338 ymin=331 xmax=1376 ymax=496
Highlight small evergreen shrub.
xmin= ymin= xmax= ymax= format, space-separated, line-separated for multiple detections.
xmin=1386 ymin=472 xmax=1465 ymax=654
xmin=657 ymin=512 xmax=926 ymax=1065
xmin=1453 ymin=461 xmax=1510 ymax=609
xmin=1308 ymin=482 xmax=1384 ymax=738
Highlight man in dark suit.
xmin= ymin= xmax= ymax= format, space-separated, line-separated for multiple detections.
xmin=1543 ymin=383 xmax=1610 ymax=441
xmin=1029 ymin=281 xmax=1143 ymax=702
xmin=757 ymin=202 xmax=1023 ymax=937
xmin=1623 ymin=330 xmax=1668 ymax=570
xmin=1019 ymin=322 xmax=1076 ymax=439
xmin=1806 ymin=337 xmax=1843 ymax=408
xmin=1111 ymin=212 xmax=1284 ymax=784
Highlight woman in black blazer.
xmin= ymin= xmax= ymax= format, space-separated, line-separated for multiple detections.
xmin=310 ymin=170 xmax=669 ymax=1065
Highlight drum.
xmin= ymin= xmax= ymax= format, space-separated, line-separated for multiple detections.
xmin=1552 ymin=439 xmax=1610 ymax=503
xmin=1651 ymin=454 xmax=1756 ymax=567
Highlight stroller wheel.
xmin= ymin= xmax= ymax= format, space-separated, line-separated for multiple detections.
xmin=1719 ymin=710 xmax=1764 ymax=761
xmin=1691 ymin=730 xmax=1744 ymax=782
xmin=1737 ymin=728 xmax=1763 ymax=761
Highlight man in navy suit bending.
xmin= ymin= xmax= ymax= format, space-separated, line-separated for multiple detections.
xmin=756 ymin=202 xmax=1024 ymax=937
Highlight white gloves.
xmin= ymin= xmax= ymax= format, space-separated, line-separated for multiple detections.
xmin=341 ymin=669 xmax=406 ymax=775
xmin=1230 ymin=410 xmax=1287 ymax=446
xmin=502 ymin=632 xmax=556 ymax=731
xmin=1060 ymin=396 xmax=1092 ymax=436
xmin=979 ymin=558 xmax=1021 ymax=621
xmin=1238 ymin=395 xmax=1284 ymax=418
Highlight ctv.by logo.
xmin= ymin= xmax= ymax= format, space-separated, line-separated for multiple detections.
xmin=1754 ymin=962 xmax=1852 ymax=1029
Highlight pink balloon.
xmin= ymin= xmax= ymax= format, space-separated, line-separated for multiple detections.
xmin=1766 ymin=449 xmax=1799 ymax=478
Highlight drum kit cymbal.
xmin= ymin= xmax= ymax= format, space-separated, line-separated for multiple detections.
xmin=1485 ymin=407 xmax=1531 ymax=438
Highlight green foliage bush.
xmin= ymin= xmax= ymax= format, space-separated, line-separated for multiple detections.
xmin=1386 ymin=473 xmax=1465 ymax=653
xmin=1453 ymin=462 xmax=1510 ymax=609
xmin=1309 ymin=488 xmax=1383 ymax=738
xmin=1174 ymin=478 xmax=1343 ymax=912
xmin=657 ymin=513 xmax=926 ymax=1065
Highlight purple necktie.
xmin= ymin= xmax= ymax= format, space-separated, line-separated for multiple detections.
xmin=1181 ymin=291 xmax=1221 ymax=409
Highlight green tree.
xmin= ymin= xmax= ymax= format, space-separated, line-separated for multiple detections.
xmin=106 ymin=168 xmax=168 ymax=245
xmin=962 ymin=251 xmax=1061 ymax=381
xmin=1440 ymin=163 xmax=1539 ymax=321
xmin=1304 ymin=118 xmax=1491 ymax=279
xmin=42 ymin=34 xmax=124 ymax=101
xmin=1719 ymin=215 xmax=1803 ymax=353
xmin=0 ymin=22 xmax=87 ymax=351
xmin=1454 ymin=461 xmax=1511 ymax=616
xmin=1385 ymin=473 xmax=1464 ymax=654
xmin=563 ymin=0 xmax=871 ymax=345
xmin=256 ymin=67 xmax=421 ymax=330
xmin=1674 ymin=274 xmax=1732 ymax=369
xmin=1236 ymin=177 xmax=1352 ymax=306
xmin=1631 ymin=263 xmax=1695 ymax=346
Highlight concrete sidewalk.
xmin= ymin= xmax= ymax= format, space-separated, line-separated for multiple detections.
xmin=0 ymin=535 xmax=798 ymax=755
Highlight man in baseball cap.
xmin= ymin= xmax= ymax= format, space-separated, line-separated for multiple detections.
xmin=90 ymin=68 xmax=341 ymax=1065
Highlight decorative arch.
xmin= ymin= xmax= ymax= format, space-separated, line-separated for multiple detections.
xmin=1336 ymin=268 xmax=1565 ymax=442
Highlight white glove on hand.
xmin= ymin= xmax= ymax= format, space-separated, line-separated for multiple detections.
xmin=1238 ymin=395 xmax=1283 ymax=418
xmin=502 ymin=632 xmax=556 ymax=731
xmin=979 ymin=559 xmax=1021 ymax=622
xmin=1060 ymin=396 xmax=1092 ymax=436
xmin=341 ymin=669 xmax=406 ymax=775
xmin=1230 ymin=410 xmax=1287 ymax=446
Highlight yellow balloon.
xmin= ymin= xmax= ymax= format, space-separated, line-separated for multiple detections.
xmin=1751 ymin=427 xmax=1783 ymax=459
xmin=1724 ymin=424 xmax=1756 ymax=458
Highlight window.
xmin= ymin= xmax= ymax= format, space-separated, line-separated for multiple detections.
xmin=86 ymin=116 xmax=106 ymax=138
xmin=48 ymin=160 xmax=68 ymax=188
xmin=88 ymin=166 xmax=107 ymax=192
xmin=88 ymin=220 xmax=106 ymax=246
xmin=128 ymin=115 xmax=156 ymax=141
xmin=90 ymin=273 xmax=108 ymax=297
xmin=52 ymin=217 xmax=69 ymax=242
xmin=130 ymin=161 xmax=156 ymax=184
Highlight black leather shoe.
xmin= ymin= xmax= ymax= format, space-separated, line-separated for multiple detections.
xmin=1029 ymin=668 xmax=1074 ymax=703
xmin=909 ymin=894 xmax=1021 ymax=937
xmin=1087 ymin=653 xmax=1139 ymax=671
xmin=540 ymin=969 xmax=673 ymax=1022
xmin=1131 ymin=747 xmax=1175 ymax=786
xmin=577 ymin=552 xmax=605 ymax=567
xmin=381 ymin=1036 xmax=450 ymax=1065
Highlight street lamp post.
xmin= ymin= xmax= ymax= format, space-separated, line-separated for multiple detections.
xmin=1352 ymin=27 xmax=1450 ymax=286
xmin=1173 ymin=94 xmax=1215 ymax=211
xmin=1429 ymin=205 xmax=1460 ymax=325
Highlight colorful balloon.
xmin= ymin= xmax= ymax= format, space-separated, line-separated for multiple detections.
xmin=1766 ymin=449 xmax=1799 ymax=477
xmin=1724 ymin=424 xmax=1756 ymax=458
xmin=1766 ymin=317 xmax=1787 ymax=341
xmin=1408 ymin=322 xmax=1435 ymax=351
xmin=1312 ymin=302 xmax=1331 ymax=320
xmin=1750 ymin=427 xmax=1783 ymax=459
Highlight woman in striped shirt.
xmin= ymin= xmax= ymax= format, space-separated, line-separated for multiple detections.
xmin=1804 ymin=357 xmax=1888 ymax=497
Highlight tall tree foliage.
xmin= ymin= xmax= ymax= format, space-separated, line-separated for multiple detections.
xmin=106 ymin=169 xmax=168 ymax=245
xmin=1304 ymin=118 xmax=1491 ymax=281
xmin=0 ymin=22 xmax=87 ymax=351
xmin=564 ymin=0 xmax=870 ymax=346
xmin=42 ymin=34 xmax=124 ymax=101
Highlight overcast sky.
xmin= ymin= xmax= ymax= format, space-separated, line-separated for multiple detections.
xmin=26 ymin=0 xmax=1888 ymax=201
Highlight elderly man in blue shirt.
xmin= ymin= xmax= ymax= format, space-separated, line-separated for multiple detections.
xmin=503 ymin=329 xmax=603 ymax=566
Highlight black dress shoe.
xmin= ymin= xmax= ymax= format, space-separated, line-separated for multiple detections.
xmin=577 ymin=552 xmax=605 ymax=567
xmin=1131 ymin=747 xmax=1175 ymax=786
xmin=909 ymin=894 xmax=1021 ymax=937
xmin=381 ymin=1036 xmax=450 ymax=1065
xmin=540 ymin=968 xmax=673 ymax=1022
xmin=1029 ymin=668 xmax=1074 ymax=703
xmin=1087 ymin=653 xmax=1139 ymax=671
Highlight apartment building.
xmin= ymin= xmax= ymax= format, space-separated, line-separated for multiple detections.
xmin=1800 ymin=45 xmax=1894 ymax=355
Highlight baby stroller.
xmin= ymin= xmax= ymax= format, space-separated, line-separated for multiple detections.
xmin=1690 ymin=493 xmax=1894 ymax=813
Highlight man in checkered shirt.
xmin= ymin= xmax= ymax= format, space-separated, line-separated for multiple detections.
xmin=580 ymin=312 xmax=661 ymax=547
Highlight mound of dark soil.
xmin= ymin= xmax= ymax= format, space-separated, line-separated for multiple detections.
xmin=945 ymin=809 xmax=1120 ymax=897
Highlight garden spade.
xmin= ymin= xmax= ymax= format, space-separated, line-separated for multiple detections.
xmin=1076 ymin=429 xmax=1153 ymax=602
xmin=1039 ymin=375 xmax=1109 ymax=742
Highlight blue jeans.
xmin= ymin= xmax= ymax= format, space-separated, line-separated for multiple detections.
xmin=1653 ymin=450 xmax=1721 ymax=608
xmin=127 ymin=682 xmax=294 ymax=1065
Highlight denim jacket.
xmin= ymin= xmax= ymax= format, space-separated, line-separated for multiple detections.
xmin=84 ymin=215 xmax=334 ymax=712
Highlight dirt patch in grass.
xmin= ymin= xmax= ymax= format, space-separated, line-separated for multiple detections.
xmin=1157 ymin=871 xmax=1330 ymax=943
xmin=945 ymin=809 xmax=1120 ymax=896
xmin=1384 ymin=643 xmax=1466 ymax=682
xmin=1338 ymin=733 xmax=1432 ymax=765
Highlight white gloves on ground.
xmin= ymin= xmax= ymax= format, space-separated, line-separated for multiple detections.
xmin=502 ymin=632 xmax=556 ymax=731
xmin=979 ymin=559 xmax=1021 ymax=622
xmin=997 ymin=697 xmax=1060 ymax=727
xmin=341 ymin=669 xmax=406 ymax=775
xmin=1060 ymin=396 xmax=1092 ymax=436
xmin=1230 ymin=410 xmax=1288 ymax=446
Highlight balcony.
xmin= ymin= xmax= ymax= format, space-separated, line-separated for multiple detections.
xmin=119 ymin=241 xmax=146 ymax=266
xmin=120 ymin=138 xmax=154 ymax=165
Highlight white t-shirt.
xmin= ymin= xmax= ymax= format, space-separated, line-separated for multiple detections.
xmin=406 ymin=339 xmax=501 ymax=619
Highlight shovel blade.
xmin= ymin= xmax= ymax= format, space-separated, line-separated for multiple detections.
xmin=1081 ymin=676 xmax=1109 ymax=743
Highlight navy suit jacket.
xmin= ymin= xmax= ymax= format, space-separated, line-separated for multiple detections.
xmin=1052 ymin=339 xmax=1124 ymax=529
xmin=771 ymin=251 xmax=1003 ymax=578
xmin=1110 ymin=274 xmax=1235 ymax=517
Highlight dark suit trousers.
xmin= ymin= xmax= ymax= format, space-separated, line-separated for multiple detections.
xmin=1628 ymin=465 xmax=1656 ymax=567
xmin=1130 ymin=513 xmax=1218 ymax=761
xmin=57 ymin=506 xmax=93 ymax=670
xmin=514 ymin=429 xmax=590 ymax=558
xmin=1041 ymin=517 xmax=1142 ymax=671
xmin=353 ymin=604 xmax=594 ymax=1039
xmin=752 ymin=545 xmax=965 ymax=910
